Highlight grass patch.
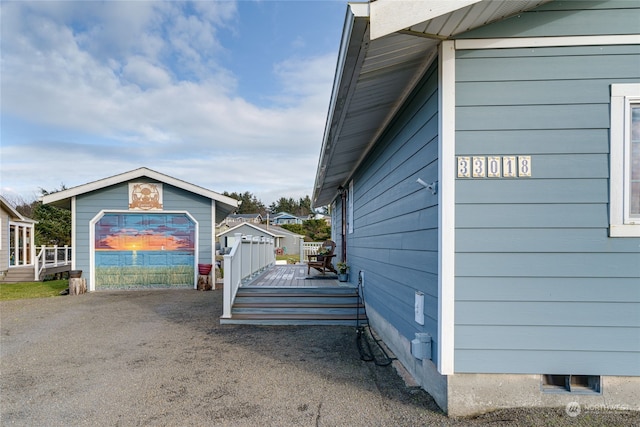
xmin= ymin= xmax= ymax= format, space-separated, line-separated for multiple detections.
xmin=0 ymin=280 xmax=69 ymax=301
xmin=277 ymin=254 xmax=299 ymax=264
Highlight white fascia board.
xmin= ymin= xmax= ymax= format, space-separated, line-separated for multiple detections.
xmin=348 ymin=2 xmax=370 ymax=17
xmin=40 ymin=167 xmax=238 ymax=209
xmin=456 ymin=34 xmax=640 ymax=50
xmin=218 ymin=222 xmax=278 ymax=238
xmin=314 ymin=4 xmax=369 ymax=207
xmin=0 ymin=195 xmax=26 ymax=221
xmin=71 ymin=196 xmax=76 ymax=271
xmin=370 ymin=0 xmax=481 ymax=40
xmin=438 ymin=40 xmax=456 ymax=376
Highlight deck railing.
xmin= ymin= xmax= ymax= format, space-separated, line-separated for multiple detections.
xmin=300 ymin=241 xmax=323 ymax=264
xmin=222 ymin=233 xmax=275 ymax=319
xmin=35 ymin=245 xmax=72 ymax=280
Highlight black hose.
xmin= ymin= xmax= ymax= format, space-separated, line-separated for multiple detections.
xmin=356 ymin=270 xmax=394 ymax=367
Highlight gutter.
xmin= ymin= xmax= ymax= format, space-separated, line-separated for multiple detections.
xmin=312 ymin=3 xmax=370 ymax=208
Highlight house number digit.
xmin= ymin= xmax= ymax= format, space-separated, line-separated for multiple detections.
xmin=518 ymin=156 xmax=531 ymax=177
xmin=457 ymin=157 xmax=471 ymax=178
xmin=458 ymin=155 xmax=531 ymax=179
xmin=503 ymin=156 xmax=517 ymax=177
xmin=473 ymin=157 xmax=486 ymax=178
xmin=487 ymin=156 xmax=501 ymax=177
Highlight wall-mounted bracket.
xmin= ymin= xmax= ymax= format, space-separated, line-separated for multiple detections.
xmin=417 ymin=178 xmax=437 ymax=195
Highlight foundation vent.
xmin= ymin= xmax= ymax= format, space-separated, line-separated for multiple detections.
xmin=542 ymin=375 xmax=601 ymax=394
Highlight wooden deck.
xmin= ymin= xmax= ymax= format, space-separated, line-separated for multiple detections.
xmin=245 ymin=264 xmax=350 ymax=288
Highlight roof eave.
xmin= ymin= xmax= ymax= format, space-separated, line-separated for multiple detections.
xmin=41 ymin=167 xmax=239 ymax=213
xmin=311 ymin=0 xmax=552 ymax=209
xmin=312 ymin=3 xmax=370 ymax=208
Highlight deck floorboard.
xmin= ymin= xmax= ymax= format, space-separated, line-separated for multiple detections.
xmin=246 ymin=264 xmax=348 ymax=288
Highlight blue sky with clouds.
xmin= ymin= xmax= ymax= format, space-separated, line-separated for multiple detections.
xmin=0 ymin=0 xmax=347 ymax=206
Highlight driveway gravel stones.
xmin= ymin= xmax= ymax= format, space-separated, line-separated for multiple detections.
xmin=1 ymin=289 xmax=638 ymax=426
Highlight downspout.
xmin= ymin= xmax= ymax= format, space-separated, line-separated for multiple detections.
xmin=341 ymin=188 xmax=347 ymax=262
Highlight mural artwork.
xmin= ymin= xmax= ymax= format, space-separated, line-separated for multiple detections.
xmin=95 ymin=213 xmax=195 ymax=288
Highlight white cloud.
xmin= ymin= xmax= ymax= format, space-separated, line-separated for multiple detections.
xmin=0 ymin=1 xmax=339 ymax=206
xmin=122 ymin=56 xmax=172 ymax=89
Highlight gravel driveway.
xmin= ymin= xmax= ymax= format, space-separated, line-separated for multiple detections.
xmin=1 ymin=289 xmax=637 ymax=426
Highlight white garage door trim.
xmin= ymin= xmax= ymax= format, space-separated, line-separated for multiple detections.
xmin=89 ymin=210 xmax=199 ymax=291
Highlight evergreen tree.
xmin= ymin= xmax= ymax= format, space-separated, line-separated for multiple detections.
xmin=223 ymin=191 xmax=266 ymax=214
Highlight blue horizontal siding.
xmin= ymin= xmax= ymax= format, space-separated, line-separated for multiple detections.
xmin=457 ymin=203 xmax=607 ymax=228
xmin=456 ymin=301 xmax=639 ymax=327
xmin=74 ymin=180 xmax=214 ymax=288
xmin=457 ymin=326 xmax=639 ymax=352
xmin=457 ymin=48 xmax=640 ymax=82
xmin=457 ymin=78 xmax=636 ymax=106
xmin=457 ymin=1 xmax=640 ymax=38
xmin=456 ymin=277 xmax=640 ymax=302
xmin=458 ymin=154 xmax=608 ymax=179
xmin=456 ymin=179 xmax=609 ymax=204
xmin=455 ymin=350 xmax=640 ymax=376
xmin=456 ymin=228 xmax=640 ymax=253
xmin=457 ymin=129 xmax=608 ymax=155
xmin=456 ymin=253 xmax=639 ymax=278
xmin=453 ymin=4 xmax=640 ymax=375
xmin=457 ymin=104 xmax=609 ymax=130
xmin=347 ymin=63 xmax=441 ymax=364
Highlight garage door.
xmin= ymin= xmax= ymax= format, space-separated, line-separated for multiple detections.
xmin=94 ymin=213 xmax=195 ymax=289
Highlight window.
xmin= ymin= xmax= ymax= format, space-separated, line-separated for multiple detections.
xmin=610 ymin=84 xmax=640 ymax=237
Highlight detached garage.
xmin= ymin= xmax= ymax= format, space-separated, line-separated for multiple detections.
xmin=42 ymin=167 xmax=238 ymax=291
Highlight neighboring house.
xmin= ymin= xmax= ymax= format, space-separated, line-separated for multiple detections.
xmin=307 ymin=213 xmax=331 ymax=226
xmin=224 ymin=213 xmax=263 ymax=225
xmin=0 ymin=195 xmax=37 ymax=281
xmin=218 ymin=222 xmax=304 ymax=255
xmin=41 ymin=167 xmax=238 ymax=291
xmin=270 ymin=212 xmax=304 ymax=225
xmin=312 ymin=0 xmax=639 ymax=416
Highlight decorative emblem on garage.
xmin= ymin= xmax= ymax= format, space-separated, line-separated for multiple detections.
xmin=129 ymin=183 xmax=163 ymax=210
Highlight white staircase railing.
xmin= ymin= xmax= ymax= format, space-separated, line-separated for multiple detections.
xmin=222 ymin=233 xmax=275 ymax=319
xmin=34 ymin=245 xmax=72 ymax=280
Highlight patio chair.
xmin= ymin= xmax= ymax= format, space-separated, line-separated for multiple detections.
xmin=307 ymin=240 xmax=337 ymax=275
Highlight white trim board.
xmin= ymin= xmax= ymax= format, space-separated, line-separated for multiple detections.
xmin=88 ymin=210 xmax=199 ymax=292
xmin=455 ymin=34 xmax=640 ymax=50
xmin=438 ymin=40 xmax=456 ymax=376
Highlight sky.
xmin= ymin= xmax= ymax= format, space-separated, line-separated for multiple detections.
xmin=0 ymin=0 xmax=347 ymax=206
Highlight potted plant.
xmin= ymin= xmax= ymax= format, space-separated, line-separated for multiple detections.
xmin=317 ymin=246 xmax=330 ymax=257
xmin=336 ymin=261 xmax=349 ymax=282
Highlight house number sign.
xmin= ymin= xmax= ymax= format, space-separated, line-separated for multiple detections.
xmin=457 ymin=156 xmax=531 ymax=178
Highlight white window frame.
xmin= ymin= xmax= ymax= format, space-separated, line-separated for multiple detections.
xmin=348 ymin=180 xmax=354 ymax=234
xmin=610 ymin=83 xmax=640 ymax=237
xmin=331 ymin=201 xmax=337 ymax=243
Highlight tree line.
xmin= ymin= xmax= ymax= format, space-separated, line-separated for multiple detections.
xmin=5 ymin=189 xmax=328 ymax=246
xmin=222 ymin=191 xmax=321 ymax=217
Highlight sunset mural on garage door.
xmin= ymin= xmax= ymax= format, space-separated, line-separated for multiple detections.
xmin=95 ymin=213 xmax=195 ymax=288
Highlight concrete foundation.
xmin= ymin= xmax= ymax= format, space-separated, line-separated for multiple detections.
xmin=365 ymin=304 xmax=449 ymax=411
xmin=447 ymin=374 xmax=640 ymax=417
xmin=365 ymin=304 xmax=640 ymax=417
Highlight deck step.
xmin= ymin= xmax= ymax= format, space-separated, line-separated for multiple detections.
xmin=1 ymin=268 xmax=36 ymax=283
xmin=222 ymin=286 xmax=368 ymax=326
